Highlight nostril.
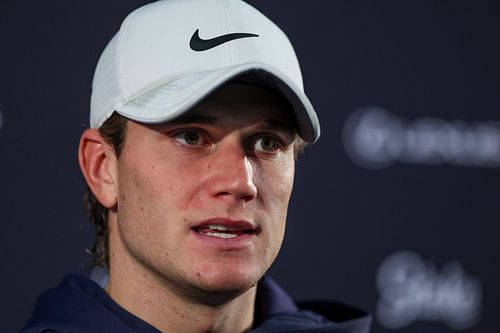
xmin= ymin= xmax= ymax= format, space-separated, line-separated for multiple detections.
xmin=204 ymin=152 xmax=257 ymax=200
xmin=240 ymin=193 xmax=256 ymax=202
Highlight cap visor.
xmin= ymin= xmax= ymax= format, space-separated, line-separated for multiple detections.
xmin=116 ymin=62 xmax=320 ymax=142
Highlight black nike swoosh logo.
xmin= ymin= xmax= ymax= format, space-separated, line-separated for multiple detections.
xmin=190 ymin=29 xmax=259 ymax=51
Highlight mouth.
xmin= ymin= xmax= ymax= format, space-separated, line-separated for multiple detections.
xmin=192 ymin=219 xmax=258 ymax=240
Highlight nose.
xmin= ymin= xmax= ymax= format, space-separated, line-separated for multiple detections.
xmin=205 ymin=143 xmax=257 ymax=202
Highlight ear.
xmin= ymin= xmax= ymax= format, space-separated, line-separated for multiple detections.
xmin=78 ymin=129 xmax=118 ymax=208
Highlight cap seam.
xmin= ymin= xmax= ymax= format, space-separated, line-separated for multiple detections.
xmin=116 ymin=7 xmax=142 ymax=99
xmin=123 ymin=62 xmax=255 ymax=107
xmin=220 ymin=0 xmax=233 ymax=65
xmin=121 ymin=69 xmax=221 ymax=107
xmin=119 ymin=63 xmax=264 ymax=122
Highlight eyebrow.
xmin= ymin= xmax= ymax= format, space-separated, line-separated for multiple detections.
xmin=167 ymin=113 xmax=297 ymax=135
xmin=261 ymin=119 xmax=296 ymax=133
xmin=167 ymin=114 xmax=219 ymax=125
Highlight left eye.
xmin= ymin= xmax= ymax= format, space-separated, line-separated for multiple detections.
xmin=254 ymin=135 xmax=281 ymax=152
xmin=174 ymin=130 xmax=204 ymax=146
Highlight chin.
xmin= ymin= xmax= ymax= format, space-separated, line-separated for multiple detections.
xmin=191 ymin=263 xmax=262 ymax=296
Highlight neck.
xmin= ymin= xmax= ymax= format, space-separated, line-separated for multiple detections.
xmin=105 ymin=220 xmax=256 ymax=333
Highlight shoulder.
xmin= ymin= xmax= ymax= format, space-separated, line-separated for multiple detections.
xmin=253 ymin=276 xmax=372 ymax=333
xmin=21 ymin=273 xmax=160 ymax=333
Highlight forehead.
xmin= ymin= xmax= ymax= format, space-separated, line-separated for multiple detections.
xmin=174 ymin=83 xmax=298 ymax=131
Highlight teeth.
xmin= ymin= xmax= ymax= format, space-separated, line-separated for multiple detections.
xmin=205 ymin=231 xmax=238 ymax=239
xmin=208 ymin=225 xmax=230 ymax=231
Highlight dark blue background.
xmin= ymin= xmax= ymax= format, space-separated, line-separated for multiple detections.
xmin=1 ymin=1 xmax=498 ymax=332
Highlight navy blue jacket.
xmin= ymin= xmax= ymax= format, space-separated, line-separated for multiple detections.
xmin=22 ymin=273 xmax=371 ymax=333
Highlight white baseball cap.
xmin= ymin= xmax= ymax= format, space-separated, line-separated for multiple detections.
xmin=90 ymin=0 xmax=320 ymax=142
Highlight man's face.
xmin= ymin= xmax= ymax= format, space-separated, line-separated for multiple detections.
xmin=113 ymin=83 xmax=297 ymax=297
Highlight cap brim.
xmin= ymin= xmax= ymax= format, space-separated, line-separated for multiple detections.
xmin=115 ymin=62 xmax=320 ymax=143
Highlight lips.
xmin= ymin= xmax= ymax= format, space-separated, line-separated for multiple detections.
xmin=192 ymin=219 xmax=258 ymax=240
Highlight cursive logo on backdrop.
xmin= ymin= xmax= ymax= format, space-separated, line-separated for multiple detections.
xmin=376 ymin=251 xmax=482 ymax=330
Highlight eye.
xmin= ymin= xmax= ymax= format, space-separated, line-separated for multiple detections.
xmin=254 ymin=135 xmax=281 ymax=153
xmin=174 ymin=130 xmax=204 ymax=146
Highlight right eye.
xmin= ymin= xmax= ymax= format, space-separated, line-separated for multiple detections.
xmin=253 ymin=135 xmax=282 ymax=153
xmin=174 ymin=130 xmax=205 ymax=146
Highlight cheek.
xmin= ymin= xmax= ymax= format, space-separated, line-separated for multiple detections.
xmin=115 ymin=154 xmax=185 ymax=262
xmin=117 ymin=149 xmax=203 ymax=220
xmin=256 ymin=156 xmax=295 ymax=220
xmin=254 ymin=157 xmax=295 ymax=266
xmin=117 ymin=153 xmax=173 ymax=230
xmin=119 ymin=161 xmax=161 ymax=208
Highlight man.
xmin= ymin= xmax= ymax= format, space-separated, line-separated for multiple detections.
xmin=23 ymin=0 xmax=371 ymax=332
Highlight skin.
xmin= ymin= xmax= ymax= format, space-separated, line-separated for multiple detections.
xmin=79 ymin=84 xmax=298 ymax=332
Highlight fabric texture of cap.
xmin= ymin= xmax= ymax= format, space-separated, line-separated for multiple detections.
xmin=90 ymin=0 xmax=320 ymax=142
